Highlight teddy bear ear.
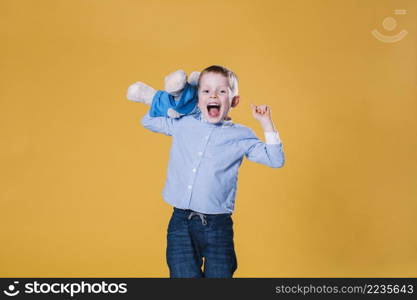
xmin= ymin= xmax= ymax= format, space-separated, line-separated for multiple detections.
xmin=187 ymin=72 xmax=200 ymax=86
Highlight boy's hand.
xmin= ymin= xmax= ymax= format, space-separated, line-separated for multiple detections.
xmin=250 ymin=104 xmax=276 ymax=132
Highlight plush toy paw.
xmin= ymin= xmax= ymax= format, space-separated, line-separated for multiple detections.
xmin=167 ymin=108 xmax=184 ymax=118
xmin=126 ymin=81 xmax=156 ymax=105
xmin=164 ymin=70 xmax=187 ymax=98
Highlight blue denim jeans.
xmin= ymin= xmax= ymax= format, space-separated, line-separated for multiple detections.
xmin=166 ymin=207 xmax=237 ymax=278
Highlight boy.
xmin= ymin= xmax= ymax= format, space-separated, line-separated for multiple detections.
xmin=140 ymin=65 xmax=285 ymax=278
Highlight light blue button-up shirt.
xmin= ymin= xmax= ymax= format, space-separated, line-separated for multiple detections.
xmin=141 ymin=108 xmax=285 ymax=214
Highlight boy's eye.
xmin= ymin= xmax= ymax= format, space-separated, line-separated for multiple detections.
xmin=220 ymin=90 xmax=226 ymax=93
xmin=202 ymin=90 xmax=209 ymax=93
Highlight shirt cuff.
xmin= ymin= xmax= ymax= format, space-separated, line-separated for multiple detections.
xmin=264 ymin=131 xmax=281 ymax=145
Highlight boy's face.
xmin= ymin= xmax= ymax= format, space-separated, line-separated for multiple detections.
xmin=197 ymin=72 xmax=239 ymax=123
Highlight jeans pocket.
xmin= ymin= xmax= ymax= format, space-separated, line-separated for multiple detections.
xmin=167 ymin=213 xmax=185 ymax=234
xmin=209 ymin=214 xmax=233 ymax=232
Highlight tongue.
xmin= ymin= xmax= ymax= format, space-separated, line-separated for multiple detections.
xmin=208 ymin=107 xmax=220 ymax=117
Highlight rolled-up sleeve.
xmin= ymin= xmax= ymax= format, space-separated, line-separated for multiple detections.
xmin=243 ymin=129 xmax=285 ymax=168
xmin=140 ymin=109 xmax=179 ymax=136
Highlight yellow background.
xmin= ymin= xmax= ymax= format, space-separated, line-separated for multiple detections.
xmin=1 ymin=0 xmax=416 ymax=277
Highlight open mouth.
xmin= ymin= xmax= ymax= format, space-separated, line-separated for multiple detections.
xmin=207 ymin=103 xmax=221 ymax=118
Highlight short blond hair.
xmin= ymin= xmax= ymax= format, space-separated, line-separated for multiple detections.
xmin=198 ymin=65 xmax=239 ymax=98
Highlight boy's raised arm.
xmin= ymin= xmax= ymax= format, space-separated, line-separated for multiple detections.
xmin=243 ymin=129 xmax=285 ymax=168
xmin=243 ymin=104 xmax=285 ymax=168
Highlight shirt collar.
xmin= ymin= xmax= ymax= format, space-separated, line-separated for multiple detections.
xmin=193 ymin=108 xmax=233 ymax=127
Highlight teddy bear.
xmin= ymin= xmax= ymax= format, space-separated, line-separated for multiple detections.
xmin=126 ymin=70 xmax=200 ymax=118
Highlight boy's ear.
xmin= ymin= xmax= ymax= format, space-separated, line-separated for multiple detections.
xmin=231 ymin=96 xmax=240 ymax=108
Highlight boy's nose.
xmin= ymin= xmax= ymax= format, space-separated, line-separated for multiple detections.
xmin=210 ymin=93 xmax=218 ymax=98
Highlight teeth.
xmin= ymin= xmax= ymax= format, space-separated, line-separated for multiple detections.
xmin=207 ymin=103 xmax=220 ymax=112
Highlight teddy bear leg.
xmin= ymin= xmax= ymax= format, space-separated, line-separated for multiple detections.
xmin=164 ymin=70 xmax=187 ymax=99
xmin=126 ymin=82 xmax=156 ymax=105
xmin=187 ymin=71 xmax=201 ymax=86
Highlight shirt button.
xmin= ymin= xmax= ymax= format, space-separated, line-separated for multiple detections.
xmin=192 ymin=168 xmax=196 ymax=173
xmin=198 ymin=152 xmax=203 ymax=156
xmin=188 ymin=185 xmax=192 ymax=189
